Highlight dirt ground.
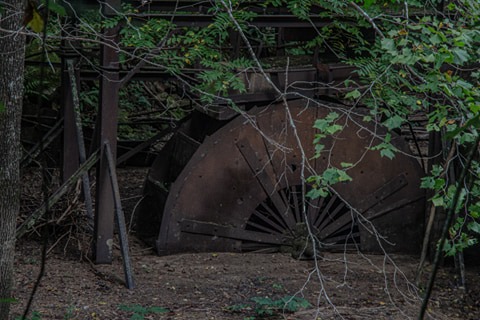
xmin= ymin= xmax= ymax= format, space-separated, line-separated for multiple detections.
xmin=12 ymin=168 xmax=480 ymax=320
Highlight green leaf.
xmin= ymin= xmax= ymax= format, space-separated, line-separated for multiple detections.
xmin=306 ymin=187 xmax=328 ymax=199
xmin=420 ymin=176 xmax=435 ymax=189
xmin=341 ymin=162 xmax=353 ymax=168
xmin=28 ymin=9 xmax=44 ymax=33
xmin=383 ymin=115 xmax=404 ymax=130
xmin=470 ymin=208 xmax=480 ymax=219
xmin=337 ymin=170 xmax=352 ymax=182
xmin=452 ymin=48 xmax=470 ymax=64
xmin=380 ymin=148 xmax=395 ymax=159
xmin=345 ymin=89 xmax=361 ymax=100
xmin=432 ymin=196 xmax=444 ymax=207
xmin=326 ymin=124 xmax=343 ymax=135
xmin=381 ymin=38 xmax=396 ymax=52
xmin=0 ymin=101 xmax=4 ymax=113
xmin=468 ymin=221 xmax=480 ymax=234
xmin=429 ymin=34 xmax=442 ymax=45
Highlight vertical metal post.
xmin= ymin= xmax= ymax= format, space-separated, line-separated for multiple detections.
xmin=93 ymin=0 xmax=121 ymax=264
xmin=60 ymin=17 xmax=80 ymax=181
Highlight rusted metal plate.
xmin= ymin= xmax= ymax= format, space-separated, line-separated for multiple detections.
xmin=139 ymin=99 xmax=425 ymax=255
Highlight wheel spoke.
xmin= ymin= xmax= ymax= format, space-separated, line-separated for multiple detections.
xmin=323 ymin=230 xmax=360 ymax=245
xmin=286 ymin=185 xmax=303 ymax=223
xmin=258 ymin=202 xmax=290 ymax=231
xmin=246 ymin=212 xmax=285 ymax=234
xmin=306 ymin=195 xmax=325 ymax=227
xmin=237 ymin=139 xmax=296 ymax=230
xmin=318 ymin=208 xmax=354 ymax=240
xmin=314 ymin=194 xmax=338 ymax=229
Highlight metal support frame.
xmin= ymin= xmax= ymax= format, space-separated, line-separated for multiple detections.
xmin=104 ymin=141 xmax=135 ymax=289
xmin=67 ymin=59 xmax=95 ymax=225
xmin=93 ymin=0 xmax=121 ymax=264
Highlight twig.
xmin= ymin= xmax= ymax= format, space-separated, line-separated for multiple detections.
xmin=349 ymin=2 xmax=385 ymax=39
xmin=46 ymin=230 xmax=70 ymax=256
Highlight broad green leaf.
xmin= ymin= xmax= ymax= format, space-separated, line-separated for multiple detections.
xmin=28 ymin=9 xmax=44 ymax=33
xmin=381 ymin=38 xmax=396 ymax=52
xmin=306 ymin=187 xmax=328 ymax=199
xmin=429 ymin=34 xmax=442 ymax=45
xmin=420 ymin=176 xmax=435 ymax=189
xmin=383 ymin=115 xmax=404 ymax=130
xmin=337 ymin=170 xmax=352 ymax=182
xmin=452 ymin=48 xmax=470 ymax=64
xmin=468 ymin=221 xmax=480 ymax=234
xmin=326 ymin=112 xmax=340 ymax=122
xmin=470 ymin=209 xmax=480 ymax=219
xmin=345 ymin=89 xmax=361 ymax=100
xmin=431 ymin=165 xmax=444 ymax=177
xmin=432 ymin=196 xmax=444 ymax=207
xmin=326 ymin=124 xmax=343 ymax=135
xmin=380 ymin=148 xmax=395 ymax=159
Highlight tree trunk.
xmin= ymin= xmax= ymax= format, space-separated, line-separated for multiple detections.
xmin=0 ymin=1 xmax=26 ymax=319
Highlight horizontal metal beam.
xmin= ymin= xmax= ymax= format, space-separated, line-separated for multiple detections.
xmin=130 ymin=13 xmax=334 ymax=28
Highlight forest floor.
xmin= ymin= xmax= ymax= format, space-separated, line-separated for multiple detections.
xmin=11 ymin=168 xmax=480 ymax=320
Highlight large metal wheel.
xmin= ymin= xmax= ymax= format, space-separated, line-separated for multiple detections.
xmin=137 ymin=99 xmax=425 ymax=255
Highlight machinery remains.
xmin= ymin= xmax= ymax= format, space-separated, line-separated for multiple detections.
xmin=137 ymin=99 xmax=425 ymax=255
xmin=25 ymin=0 xmax=427 ymax=262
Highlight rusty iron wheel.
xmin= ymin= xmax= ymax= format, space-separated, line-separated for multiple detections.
xmin=137 ymin=99 xmax=425 ymax=255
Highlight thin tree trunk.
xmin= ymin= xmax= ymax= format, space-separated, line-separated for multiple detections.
xmin=0 ymin=1 xmax=26 ymax=319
